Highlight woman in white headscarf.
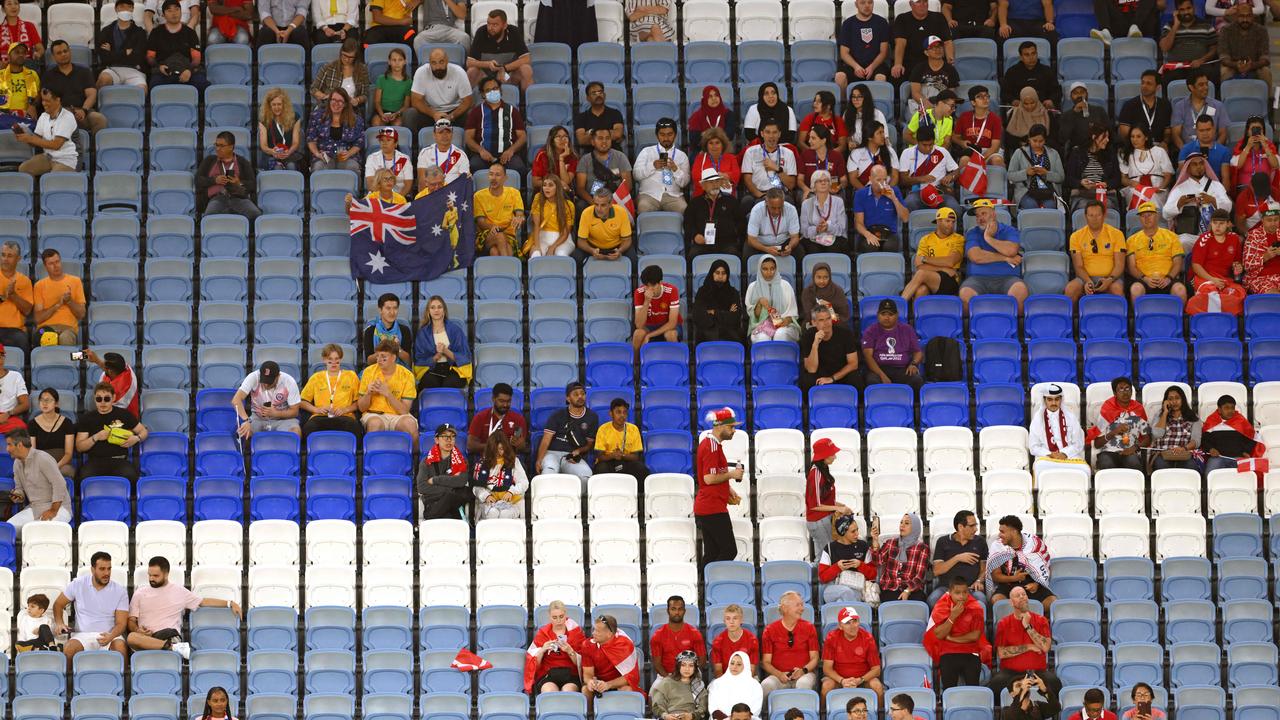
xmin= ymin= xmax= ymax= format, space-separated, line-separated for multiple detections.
xmin=708 ymin=651 xmax=763 ymax=720
xmin=744 ymin=256 xmax=800 ymax=344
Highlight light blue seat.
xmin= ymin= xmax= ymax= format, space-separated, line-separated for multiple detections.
xmin=88 ymin=302 xmax=137 ymax=346
xmin=14 ymin=695 xmax=64 ymax=720
xmin=584 ymin=299 xmax=631 ymax=344
xmin=856 ymin=253 xmax=904 ymax=297
xmin=526 ymin=84 xmax=573 ymax=126
xmin=1223 ymin=600 xmax=1273 ymax=645
xmin=139 ymin=390 xmax=189 ymax=433
xmin=683 ymin=42 xmax=731 ymax=83
xmin=528 ymin=256 xmax=576 ymax=300
xmin=100 ymin=85 xmax=145 ymax=129
xmin=143 ymin=259 xmax=193 ymax=303
xmin=310 ymin=170 xmax=357 ymax=210
xmin=942 ymin=687 xmax=994 ymax=720
xmin=583 ymin=258 xmax=633 ymax=300
xmin=953 ymin=38 xmax=997 ymax=80
xmin=303 ymin=693 xmax=355 ymax=720
xmin=1049 ymin=599 xmax=1102 ymax=644
xmin=1160 ymin=557 xmax=1212 ymax=603
xmin=304 ymin=650 xmax=356 ymax=694
xmin=530 ymin=343 xmax=578 ymax=389
xmin=256 ymin=259 xmax=304 ymax=302
xmin=1235 ymin=688 xmax=1280 ymax=720
xmin=190 ymin=606 xmax=242 ymax=651
xmin=1103 ymin=557 xmax=1154 ymax=602
xmin=248 ymin=607 xmax=298 ymax=652
xmin=150 ymin=84 xmax=199 ymax=127
xmin=576 ymin=42 xmax=625 ymax=84
xmin=248 ymin=650 xmax=298 ymax=694
xmin=17 ymin=652 xmax=66 ymax=697
xmin=71 ymin=694 xmax=122 ymax=720
xmin=257 ymin=43 xmax=306 ymax=85
xmin=207 ymin=44 xmax=252 ymax=84
xmin=420 ymin=606 xmax=469 ymax=651
xmin=146 ymin=171 xmax=194 ymax=216
xmin=637 ymin=211 xmax=684 ymax=256
xmin=474 ymin=256 xmax=523 ymax=300
xmin=146 ymin=216 xmax=195 ymax=258
xmin=257 ymin=171 xmax=306 ymax=215
xmin=204 ymin=83 xmax=252 ymax=126
xmin=791 ymin=40 xmax=837 ymax=82
xmin=40 ymin=173 xmax=88 ymax=217
xmin=200 ymin=215 xmax=251 ymax=258
xmin=201 ymin=259 xmax=250 ymax=302
xmin=96 ymin=129 xmax=144 ymax=173
xmin=1106 ymin=600 xmax=1159 ymax=647
xmin=190 ymin=649 xmax=239 ymax=696
xmin=1214 ymin=514 xmax=1264 ymax=560
xmin=1110 ymin=38 xmax=1158 ymax=81
xmin=1055 ymin=642 xmax=1106 ymax=688
xmin=475 ymin=343 xmax=523 ymax=388
xmin=254 ymin=302 xmax=303 ymax=345
xmin=1222 ymin=79 xmax=1269 ymax=122
xmin=630 ymin=45 xmax=678 ymax=84
xmin=310 ymin=258 xmax=358 ymax=301
xmin=1171 ymin=642 xmax=1223 ymax=688
xmin=245 ymin=694 xmax=297 ymax=720
xmin=530 ymin=41 xmax=571 ymax=84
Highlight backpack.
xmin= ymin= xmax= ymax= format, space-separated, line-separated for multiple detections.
xmin=924 ymin=336 xmax=963 ymax=382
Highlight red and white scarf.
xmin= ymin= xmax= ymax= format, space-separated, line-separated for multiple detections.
xmin=1042 ymin=409 xmax=1069 ymax=454
xmin=425 ymin=442 xmax=467 ymax=476
xmin=523 ymin=620 xmax=586 ymax=692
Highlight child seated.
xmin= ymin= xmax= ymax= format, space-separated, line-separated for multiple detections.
xmin=15 ymin=593 xmax=55 ymax=652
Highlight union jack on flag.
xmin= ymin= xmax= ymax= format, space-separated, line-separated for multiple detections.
xmin=348 ymin=176 xmax=479 ymax=282
xmin=349 ymin=197 xmax=416 ymax=246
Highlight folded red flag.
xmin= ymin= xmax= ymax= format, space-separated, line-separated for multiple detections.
xmin=451 ymin=649 xmax=493 ymax=672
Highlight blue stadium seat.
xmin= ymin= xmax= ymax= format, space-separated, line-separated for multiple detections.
xmin=206 ymin=44 xmax=252 ymax=84
xmin=1195 ymin=338 xmax=1244 ymax=383
xmin=1078 ymin=294 xmax=1128 ymax=340
xmin=1227 ymin=642 xmax=1278 ymax=688
xmin=585 ymin=342 xmax=634 ymax=388
xmin=1190 ymin=312 xmax=1237 ymax=340
xmin=1106 ymin=600 xmax=1159 ymax=647
xmin=974 ymin=384 xmax=1024 ymax=429
xmin=791 ymin=40 xmax=837 ymax=83
xmin=1027 ymin=338 xmax=1078 ymax=384
xmin=1222 ymin=79 xmax=1269 ymax=122
xmin=704 ymin=561 xmax=754 ymax=605
xmin=697 ymin=386 xmax=746 ymax=430
xmin=738 ymin=41 xmax=785 ymax=83
xmin=1049 ymin=599 xmax=1102 ymax=644
xmin=1083 ymin=338 xmax=1131 ymax=384
xmin=420 ymin=606 xmax=469 ymax=651
xmin=248 ymin=607 xmax=298 ymax=652
xmin=577 ymin=42 xmax=625 ymax=84
xmin=41 ymin=174 xmax=88 ymax=217
xmin=257 ymin=171 xmax=306 ymax=215
xmin=1160 ymin=557 xmax=1212 ymax=603
xmin=190 ymin=649 xmax=239 ymax=696
xmin=920 ymin=382 xmax=969 ymax=429
xmin=1104 ymin=556 xmax=1155 ymax=602
xmin=150 ymin=85 xmax=199 ymax=128
xmin=1171 ymin=641 xmax=1224 ymax=688
xmin=1055 ymin=642 xmax=1107 ymax=688
xmin=1138 ymin=338 xmax=1188 ymax=384
xmin=250 ymin=476 xmax=300 ymax=522
xmin=912 ymin=296 xmax=963 ymax=342
xmin=1223 ymin=599 xmax=1273 ymax=645
xmin=16 ymin=652 xmax=65 ymax=697
xmin=477 ymin=605 xmax=528 ymax=650
xmin=364 ymin=475 xmax=412 ymax=521
xmin=1110 ymin=38 xmax=1158 ymax=81
xmin=864 ymin=384 xmax=914 ymax=429
xmin=1214 ymin=513 xmax=1264 ymax=560
xmin=645 ymin=431 xmax=694 ymax=474
xmin=633 ymin=84 xmax=680 ymax=128
xmin=530 ymin=41 xmax=571 ymax=84
xmin=641 ymin=387 xmax=691 ymax=432
xmin=808 ymin=384 xmax=858 ymax=429
xmin=968 ymin=295 xmax=1018 ymax=339
xmin=130 ymin=651 xmax=182 ymax=696
xmin=257 ymin=43 xmax=306 ymax=85
xmin=1024 ymin=295 xmax=1073 ymax=339
xmin=753 ymin=385 xmax=803 ymax=431
xmin=695 ymin=341 xmax=745 ymax=387
xmin=1249 ymin=339 xmax=1280 ymax=382
xmin=972 ymin=339 xmax=1022 ymax=385
xmin=1112 ymin=642 xmax=1163 ymax=689
xmin=683 ymin=42 xmax=732 ymax=84
xmin=100 ymin=85 xmax=145 ymax=129
xmin=96 ymin=129 xmax=144 ymax=173
xmin=137 ymin=477 xmax=186 ymax=523
xmin=1219 ymin=558 xmax=1268 ymax=601
xmin=81 ymin=476 xmax=131 ymax=524
xmin=584 ymin=300 xmax=631 ymax=344
xmin=362 ymin=606 xmax=413 ymax=652
xmin=1134 ymin=295 xmax=1184 ymax=339
xmin=953 ymin=38 xmax=997 ymax=80
xmin=751 ymin=341 xmax=800 ymax=387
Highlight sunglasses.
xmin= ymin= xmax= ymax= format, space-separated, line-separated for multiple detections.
xmin=786 ymin=630 xmax=795 ymax=646
xmin=95 ymin=396 xmax=113 ymax=402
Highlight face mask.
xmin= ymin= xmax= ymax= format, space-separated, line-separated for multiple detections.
xmin=117 ymin=10 xmax=132 ymax=21
xmin=484 ymin=89 xmax=501 ymax=104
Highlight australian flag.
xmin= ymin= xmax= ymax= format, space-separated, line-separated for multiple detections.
xmin=349 ymin=176 xmax=477 ymax=282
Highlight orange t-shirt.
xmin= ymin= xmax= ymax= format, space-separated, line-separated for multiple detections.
xmin=34 ymin=274 xmax=84 ymax=328
xmin=0 ymin=271 xmax=33 ymax=330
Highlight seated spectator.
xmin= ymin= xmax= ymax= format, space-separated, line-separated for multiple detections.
xmin=987 ymin=514 xmax=1057 ymax=611
xmin=418 ymin=118 xmax=471 ymax=187
xmin=711 ymin=607 xmax=759 ymax=677
xmin=474 ymin=162 xmax=524 ymax=257
xmin=472 ymin=431 xmax=527 ymax=520
xmin=898 ymin=127 xmax=960 ymax=214
xmin=905 ymin=90 xmax=958 ymax=150
xmin=759 ymin=591 xmax=819 ymax=697
xmin=466 ymin=76 xmax=527 ymax=172
xmin=52 ymin=552 xmax=128 ymax=661
xmin=862 ymin=299 xmax=924 ymax=390
xmin=854 ymin=165 xmax=908 ymax=253
xmin=930 ymin=510 xmax=987 ymax=605
xmin=989 ymin=586 xmax=1058 ymax=695
xmin=298 ymin=344 xmax=361 ymax=436
xmin=15 ymin=593 xmax=56 ymax=651
xmin=872 ymin=513 xmax=929 ymax=602
xmin=821 ymin=606 xmax=884 ymax=703
xmin=1200 ymin=394 xmax=1259 ymax=473
xmin=1089 ymin=376 xmax=1150 ymax=471
xmin=650 ymin=596 xmax=706 ymax=692
xmin=1170 ymin=72 xmax=1229 ymax=151
xmin=688 ymin=88 xmax=739 ymax=154
xmin=653 ymin=651 xmax=708 ymax=720
xmin=195 ymin=688 xmax=236 ymax=720
xmin=1229 ymin=116 xmax=1278 ymax=196
xmin=16 ymin=87 xmax=78 ymax=177
xmin=1242 ymin=204 xmax=1280 ymax=293
xmin=363 ymin=0 xmax=414 ymax=46
xmin=1003 ymin=87 xmax=1052 ymax=156
xmin=466 ymin=382 xmax=527 ymax=455
xmin=1065 ymin=124 xmax=1121 ymax=212
xmin=691 ymin=260 xmax=745 ymax=345
xmin=524 ymin=599 xmax=586 ymax=694
xmin=311 ymin=37 xmax=368 ymax=109
xmin=1066 ymin=689 xmax=1118 ymax=720
xmin=531 ymin=125 xmax=577 ymax=202
xmin=146 ymin=0 xmax=205 ymax=87
xmin=746 ymin=256 xmax=800 ymax=343
xmin=1120 ymin=127 xmax=1174 ymax=208
xmin=843 ymin=87 xmax=889 ymax=151
xmin=143 ymin=0 xmax=199 ymax=31
xmin=740 ymin=120 xmax=798 ymax=216
xmin=997 ymin=2 xmax=1058 ymax=45
xmin=574 ymin=82 xmax=625 ymax=150
xmin=954 ymin=85 xmax=1004 ymax=167
xmin=1001 ymin=41 xmax=1060 ymax=109
xmin=309 ymin=0 xmax=355 ymax=44
xmin=804 ymin=439 xmax=853 ymax=554
xmin=1188 ymin=209 xmax=1244 ymax=310
xmin=1218 ymin=3 xmax=1270 ymax=86
xmin=1028 ymin=384 xmax=1088 ymax=481
xmin=907 ymin=39 xmax=959 ymax=120
xmin=1122 ymin=683 xmax=1167 ymax=720
xmin=746 ymin=188 xmax=803 ymax=261
xmin=1208 ymin=0 xmax=1267 ymax=24
xmin=30 ymin=389 xmax=74 ymax=478
xmin=576 ymin=182 xmax=634 ymax=261
xmin=837 ymin=0 xmax=892 ymax=90
xmin=206 ymin=0 xmax=252 ymax=44
xmin=801 ymin=305 xmax=860 ymax=392
xmin=365 ymin=127 xmax=413 ymax=196
xmin=632 ymin=265 xmax=680 ymax=352
xmin=1002 ymin=673 xmax=1060 ymax=720
xmin=626 ymin=0 xmax=673 ymax=42
xmin=258 ymin=87 xmax=304 ymax=170
xmin=1060 ymin=83 xmax=1112 ymax=155
xmin=743 ymin=83 xmax=798 ymax=146
xmin=903 ymin=207 xmax=964 ymax=300
xmin=307 ymin=87 xmax=365 ymax=172
xmin=593 ymin=398 xmax=648 ymax=480
xmin=801 ymin=262 xmax=851 ymax=328
xmin=847 ymin=121 xmax=899 ymax=190
xmin=358 ymin=339 xmax=419 ymax=442
xmin=84 ymin=350 xmax=139 ymax=417
xmin=581 ymin=615 xmax=640 ymax=706
xmin=407 ymin=48 xmax=472 ymax=132
xmin=42 ymin=41 xmax=106 ymax=135
xmin=799 ymin=126 xmax=847 ymax=198
xmin=686 ymin=169 xmax=741 ymax=258
xmin=1066 ymin=200 xmax=1127 ymax=303
xmin=127 ymin=556 xmax=239 ymax=657
xmin=1148 ymin=385 xmax=1201 ymax=472
xmin=96 ymin=0 xmax=149 ymax=89
xmin=416 ymin=0 xmax=470 ymax=51
xmin=197 ymin=131 xmax=260 ymax=221
xmin=1165 ymin=154 xmax=1234 ymax=253
xmin=576 ymin=126 xmax=632 ymax=206
xmin=416 ymin=423 xmax=470 ymax=519
xmin=0 ymin=42 xmax=35 ymax=131
xmin=1179 ymin=115 xmax=1233 ymax=187
xmin=634 ymin=118 xmax=689 ymax=215
xmin=536 ymin=382 xmax=599 ymax=483
xmin=819 ymin=514 xmax=876 ymax=603
xmin=1118 ymin=71 xmax=1173 ymax=148
xmin=801 ymin=172 xmax=850 ymax=254
xmin=1092 ymin=0 xmax=1158 ymax=43
xmin=6 ymin=429 xmax=70 ymax=535
xmin=465 ymin=8 xmax=532 ymax=90
xmin=363 ymin=292 xmax=412 ymax=367
xmin=1126 ymin=201 xmax=1185 ymax=289
xmin=925 ymin=575 xmax=987 ymax=690
xmin=1007 ymin=125 xmax=1061 ymax=210
xmin=33 ymin=249 xmax=85 ymax=346
xmin=0 ymin=357 xmax=24 ymax=435
xmin=74 ymin=382 xmax=147 ymax=481
xmin=233 ymin=361 xmax=301 ymax=439
xmin=0 ymin=0 xmax=40 ymax=58
xmin=528 ymin=175 xmax=575 ymax=258
xmin=798 ymin=91 xmax=848 ymax=153
xmin=1157 ymin=1 xmax=1215 ymax=85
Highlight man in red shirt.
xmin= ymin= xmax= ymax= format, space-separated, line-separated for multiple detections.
xmin=649 ymin=595 xmax=706 ymax=690
xmin=631 ymin=264 xmax=681 ymax=353
xmin=760 ymin=590 xmax=820 ymax=697
xmin=989 ymin=585 xmax=1059 ymax=695
xmin=821 ymin=606 xmax=884 ymax=703
xmin=580 ymin=615 xmax=640 ymax=707
xmin=1066 ymin=689 xmax=1118 ymax=720
xmin=466 ymin=382 xmax=528 ymax=455
xmin=84 ymin=349 xmax=139 ymax=418
xmin=711 ymin=603 xmax=758 ymax=675
xmin=695 ymin=407 xmax=742 ymax=568
xmin=925 ymin=575 xmax=986 ymax=690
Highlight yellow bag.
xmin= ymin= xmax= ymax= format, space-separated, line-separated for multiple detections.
xmin=38 ymin=331 xmax=58 ymax=346
xmin=106 ymin=426 xmax=133 ymax=446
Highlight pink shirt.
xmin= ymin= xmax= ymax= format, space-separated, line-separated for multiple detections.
xmin=129 ymin=582 xmax=203 ymax=632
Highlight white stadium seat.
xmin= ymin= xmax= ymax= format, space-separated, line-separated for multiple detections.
xmin=787 ymin=0 xmax=837 ymax=41
xmin=866 ymin=427 xmax=918 ymax=475
xmin=594 ymin=0 xmax=625 ymax=43
xmin=645 ymin=474 xmax=695 ymax=519
xmin=1041 ymin=514 xmax=1095 ymax=559
xmin=646 ymin=518 xmax=697 ymax=564
xmin=304 ymin=565 xmax=356 ymax=608
xmin=362 ymin=519 xmax=414 ymax=566
xmin=421 ymin=564 xmax=471 ymax=608
xmin=476 ymin=563 xmax=529 ymax=607
xmin=588 ymin=473 xmax=638 ymax=520
xmin=1084 ymin=382 xmax=1113 ymax=428
xmin=190 ymin=566 xmax=241 ymax=604
xmin=978 ymin=426 xmax=1029 ymax=472
xmin=754 ymin=429 xmax=806 ymax=475
xmin=588 ymin=519 xmax=640 ymax=565
xmin=534 ymin=564 xmax=585 ymax=608
xmin=192 ymin=520 xmax=243 ymax=567
xmin=1037 ymin=470 xmax=1090 ymax=516
xmin=682 ymin=0 xmax=731 ymax=42
xmin=1094 ymin=469 xmax=1146 ymax=517
xmin=925 ymin=472 xmax=976 ymax=521
xmin=648 ymin=563 xmax=698 ymax=604
xmin=756 ymin=474 xmax=805 ymax=519
xmin=249 ymin=564 xmax=300 ymax=609
xmin=869 ymin=472 xmax=920 ymax=520
xmin=532 ymin=519 xmax=583 ymax=566
xmin=590 ymin=564 xmax=641 ymax=607
xmin=1150 ymin=469 xmax=1202 ymax=516
xmin=732 ymin=519 xmax=756 ymax=563
xmin=135 ymin=520 xmax=187 ymax=570
xmin=922 ymin=426 xmax=974 ymax=474
xmin=476 ymin=518 xmax=527 ymax=565
xmin=531 ymin=474 xmax=582 ymax=520
xmin=362 ymin=564 xmax=413 ymax=608
xmin=307 ymin=519 xmax=357 ymax=566
xmin=1251 ymin=382 xmax=1280 ymax=425
xmin=759 ymin=517 xmax=810 ymax=562
xmin=811 ymin=428 xmax=861 ymax=475
xmin=19 ymin=567 xmax=70 ymax=614
xmin=249 ymin=520 xmax=300 ymax=567
xmin=22 ymin=522 xmax=73 ymax=570
xmin=1155 ymin=514 xmax=1207 ymax=560
xmin=735 ymin=0 xmax=784 ymax=41
xmin=1098 ymin=513 xmax=1151 ymax=559
xmin=77 ymin=521 xmax=130 ymax=569
xmin=419 ymin=519 xmax=471 ymax=566
xmin=981 ymin=470 xmax=1034 ymax=518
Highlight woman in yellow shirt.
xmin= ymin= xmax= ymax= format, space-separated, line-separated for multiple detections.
xmin=527 ymin=174 xmax=576 ymax=258
xmin=299 ymin=343 xmax=362 ymax=436
xmin=346 ymin=168 xmax=406 ymax=212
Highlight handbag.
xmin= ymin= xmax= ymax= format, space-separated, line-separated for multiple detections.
xmin=863 ymin=579 xmax=881 ymax=607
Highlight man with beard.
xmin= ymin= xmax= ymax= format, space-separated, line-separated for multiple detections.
xmin=467 ymin=382 xmax=528 ymax=455
xmin=408 ymin=48 xmax=473 ymax=132
xmin=1118 ymin=71 xmax=1173 ymax=149
xmin=54 ymin=552 xmax=129 ymax=665
xmin=1218 ymin=2 xmax=1271 ymax=86
xmin=126 ymin=556 xmax=241 ymax=658
xmin=1157 ymin=0 xmax=1217 ymax=86
xmin=1163 ymin=153 xmax=1233 ymax=253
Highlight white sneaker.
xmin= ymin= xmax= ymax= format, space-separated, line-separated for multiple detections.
xmin=1128 ymin=23 xmax=1143 ymax=37
xmin=1090 ymin=28 xmax=1114 ymax=45
xmin=171 ymin=641 xmax=191 ymax=660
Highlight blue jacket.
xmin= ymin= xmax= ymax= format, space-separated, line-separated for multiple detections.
xmin=414 ymin=319 xmax=470 ymax=368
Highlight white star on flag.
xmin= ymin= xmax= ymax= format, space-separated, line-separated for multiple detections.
xmin=447 ymin=191 xmax=457 ymax=203
xmin=366 ymin=251 xmax=389 ymax=274
xmin=431 ymin=225 xmax=443 ymax=236
xmin=460 ymin=201 xmax=469 ymax=211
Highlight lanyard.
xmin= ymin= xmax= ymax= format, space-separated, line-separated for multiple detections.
xmin=709 ymin=154 xmax=721 ymax=171
xmin=383 ymin=151 xmax=398 ymax=170
xmin=1141 ymin=98 xmax=1157 ymax=131
xmin=972 ymin=113 xmax=989 ymax=145
xmin=274 ymin=121 xmax=285 ymax=144
xmin=324 ymin=371 xmax=340 ymax=404
xmin=815 ymin=149 xmax=830 ymax=173
xmin=221 ymin=160 xmax=235 ymax=176
xmin=435 ymin=145 xmax=455 ymax=172
xmin=488 ymin=411 xmax=504 ymax=437
xmin=768 ymin=208 xmax=783 ymax=237
xmin=815 ymin=195 xmax=832 ymax=222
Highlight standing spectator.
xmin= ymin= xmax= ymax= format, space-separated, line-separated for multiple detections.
xmin=711 ymin=607 xmax=759 ymax=676
xmin=576 ymin=183 xmax=634 ymax=261
xmin=1120 ymin=127 xmax=1174 ymax=208
xmin=574 ymin=82 xmax=626 ymax=149
xmin=688 ymin=88 xmax=738 ymax=153
xmin=299 ymin=344 xmax=361 ymax=436
xmin=819 ymin=515 xmax=876 ymax=603
xmin=207 ymin=0 xmax=253 ymax=45
xmin=83 ymin=350 xmax=138 ymax=418
xmin=634 ymin=118 xmax=689 ymax=214
xmin=416 ymin=423 xmax=470 ymax=519
xmin=691 ymin=259 xmax=745 ymax=345
xmin=146 ymin=0 xmax=205 ymax=88
xmin=746 ymin=188 xmax=803 ymax=261
xmin=358 ymin=339 xmax=420 ymax=442
xmin=1178 ymin=116 xmax=1233 ymax=185
xmin=16 ymin=88 xmax=76 ymax=177
xmin=418 ymin=118 xmax=471 ymax=187
xmin=997 ymin=0 xmax=1056 ymax=40
xmin=416 ymin=0 xmax=470 ymax=51
xmin=1089 ymin=377 xmax=1151 ymax=472
xmin=1218 ymin=3 xmax=1270 ymax=86
xmin=414 ymin=295 xmax=471 ymax=390
xmin=307 ymin=88 xmax=365 ymax=172
xmin=760 ymin=591 xmax=820 ymax=697
xmin=536 ymin=382 xmax=598 ymax=483
xmin=989 ymin=586 xmax=1058 ymax=695
xmin=474 ymin=162 xmax=524 ymax=256
xmin=853 ymin=165 xmax=908 ymax=254
xmin=1170 ymin=72 xmax=1230 ymax=151
xmin=1243 ymin=205 xmax=1280 ymax=293
xmin=364 ymin=0 xmax=418 ymax=45
xmin=0 ymin=43 xmax=37 ymax=129
xmin=1007 ymin=124 xmax=1061 ymax=211
xmin=408 ymin=48 xmax=472 ymax=131
xmin=42 ymin=41 xmax=106 ymax=135
xmin=943 ymin=0 xmax=997 ymax=38
xmin=821 ymin=606 xmax=885 ymax=703
xmin=745 ymin=257 xmax=800 ymax=343
xmin=1092 ymin=0 xmax=1158 ymax=43
xmin=847 ymin=121 xmax=899 ymax=190
xmin=632 ymin=265 xmax=680 ymax=352
xmin=925 ymin=575 xmax=987 ymax=690
xmin=800 ymin=306 xmax=860 ymax=392
xmin=986 ymin=515 xmax=1057 ymax=610
xmin=310 ymin=0 xmax=356 ymax=44
xmin=800 ymin=263 xmax=851 ymax=327
xmin=576 ymin=127 xmax=632 ymax=205
xmin=1066 ymin=690 xmax=1118 ymax=720
xmin=686 ymin=169 xmax=741 ymax=259
xmin=801 ymin=172 xmax=850 ymax=255
xmin=472 ymin=431 xmax=527 ymax=520
xmin=1207 ymin=0 xmax=1267 ymax=24
xmin=593 ymin=398 xmax=648 ymax=480
xmin=52 ymin=552 xmax=129 ymax=662
xmin=1001 ymin=42 xmax=1060 ymax=110
xmin=907 ymin=39 xmax=960 ymax=118
xmin=903 ymin=207 xmax=965 ymax=300
xmin=466 ymin=75 xmax=527 ymax=172
xmin=1229 ymin=116 xmax=1279 ymax=196
xmin=836 ymin=0 xmax=892 ymax=91
xmin=467 ymin=382 xmax=527 ymax=455
xmin=892 ymin=0 xmax=953 ymax=83
xmin=1002 ymin=673 xmax=1060 ymax=720
xmin=466 ymin=8 xmax=532 ymax=90
xmin=898 ymin=127 xmax=960 ymax=213
xmin=258 ymin=87 xmax=304 ymax=170
xmin=30 ymin=389 xmax=74 ymax=478
xmin=1164 ymin=154 xmax=1233 ymax=253
xmin=861 ymin=300 xmax=924 ymax=390
xmin=1200 ymin=394 xmax=1259 ymax=473
xmin=363 ymin=292 xmax=412 ymax=367
xmin=580 ymin=616 xmax=641 ymax=705
xmin=1127 ymin=201 xmax=1187 ymax=300
xmin=232 ymin=361 xmax=302 ymax=438
xmin=740 ymin=121 xmax=798 ymax=216
xmin=365 ymin=127 xmax=413 ymax=196
xmin=930 ymin=510 xmax=987 ymax=604
xmin=6 ymin=429 xmax=70 ymax=535
xmin=370 ymin=48 xmax=411 ymax=129
xmin=197 ymin=131 xmax=260 ymax=220
xmin=873 ymin=513 xmax=930 ymax=602
xmin=96 ymin=0 xmax=149 ymax=89
xmin=954 ymin=86 xmax=1004 ymax=168
xmin=1028 ymin=384 xmax=1089 ymax=480
xmin=1065 ymin=200 xmax=1127 ymax=303
xmin=1157 ymin=0 xmax=1217 ymax=85
xmin=650 ymin=596 xmax=706 ymax=691
xmin=127 ymin=556 xmax=240 ymax=657
xmin=1065 ymin=124 xmax=1121 ymax=211
xmin=625 ymin=0 xmax=673 ymax=42
xmin=32 ymin=249 xmax=85 ymax=346
xmin=695 ymin=408 xmax=744 ymax=566
xmin=742 ymin=83 xmax=798 ymax=145
xmin=798 ymin=126 xmax=847 ymax=198
xmin=311 ymin=38 xmax=369 ymax=109
xmin=524 ymin=600 xmax=586 ymax=694
xmin=1060 ymin=83 xmax=1112 ymax=156
xmin=1118 ymin=71 xmax=1173 ymax=148
xmin=0 ymin=0 xmax=39 ymax=57
xmin=804 ymin=438 xmax=852 ymax=556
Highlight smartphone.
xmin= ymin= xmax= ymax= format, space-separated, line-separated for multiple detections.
xmin=10 ymin=124 xmax=23 ymax=135
xmin=659 ymin=151 xmax=668 ymax=161
xmin=1252 ymin=126 xmax=1263 ymax=137
xmin=1136 ymin=702 xmax=1151 ymax=717
xmin=69 ymin=351 xmax=85 ymax=361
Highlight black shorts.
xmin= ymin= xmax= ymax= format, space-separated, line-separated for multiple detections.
xmin=936 ymin=271 xmax=960 ymax=296
xmin=1132 ymin=277 xmax=1173 ymax=294
xmin=995 ymin=582 xmax=1054 ymax=603
xmin=536 ymin=667 xmax=581 ymax=690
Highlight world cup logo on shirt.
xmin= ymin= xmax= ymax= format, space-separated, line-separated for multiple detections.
xmin=884 ymin=336 xmax=899 ymax=361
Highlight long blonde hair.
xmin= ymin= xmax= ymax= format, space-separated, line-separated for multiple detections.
xmin=259 ymin=87 xmax=296 ymax=129
xmin=532 ymin=174 xmax=570 ymax=232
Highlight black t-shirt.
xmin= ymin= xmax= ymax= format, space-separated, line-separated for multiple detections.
xmin=823 ymin=538 xmax=871 ymax=564
xmin=146 ymin=24 xmax=200 ymax=66
xmin=838 ymin=14 xmax=892 ymax=68
xmin=575 ymin=106 xmax=625 ymax=138
xmin=1117 ymin=96 xmax=1173 ymax=143
xmin=908 ymin=60 xmax=960 ymax=101
xmin=892 ymin=11 xmax=951 ymax=70
xmin=932 ymin=533 xmax=989 ymax=587
xmin=74 ymin=407 xmax=141 ymax=461
xmin=469 ymin=25 xmax=530 ymax=60
xmin=944 ymin=0 xmax=994 ymax=24
xmin=545 ymin=407 xmax=599 ymax=453
xmin=800 ymin=325 xmax=858 ymax=378
xmin=40 ymin=64 xmax=95 ymax=110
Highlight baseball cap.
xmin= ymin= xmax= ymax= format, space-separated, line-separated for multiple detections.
xmin=926 ymin=35 xmax=943 ymax=48
xmin=1265 ymin=202 xmax=1280 ymax=217
xmin=935 ymin=207 xmax=957 ymax=221
xmin=838 ymin=607 xmax=860 ymax=624
xmin=1136 ymin=201 xmax=1158 ymax=214
xmin=434 ymin=118 xmax=454 ymax=129
xmin=877 ymin=298 xmax=898 ymax=315
xmin=933 ymin=89 xmax=958 ymax=104
xmin=435 ymin=423 xmax=457 ymax=436
xmin=972 ymin=198 xmax=997 ymax=209
xmin=258 ymin=360 xmax=280 ymax=384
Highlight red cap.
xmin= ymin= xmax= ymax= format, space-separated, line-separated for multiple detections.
xmin=838 ymin=606 xmax=860 ymax=624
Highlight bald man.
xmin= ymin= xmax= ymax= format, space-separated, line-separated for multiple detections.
xmin=988 ymin=586 xmax=1060 ymax=695
xmin=406 ymin=47 xmax=474 ymax=132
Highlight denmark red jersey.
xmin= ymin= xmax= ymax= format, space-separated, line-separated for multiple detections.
xmin=633 ymin=282 xmax=680 ymax=326
xmin=822 ymin=627 xmax=880 ymax=679
xmin=761 ymin=619 xmax=819 ymax=673
xmin=694 ymin=436 xmax=730 ymax=516
xmin=993 ymin=612 xmax=1050 ymax=672
xmin=650 ymin=623 xmax=706 ymax=674
xmin=711 ymin=628 xmax=759 ymax=669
